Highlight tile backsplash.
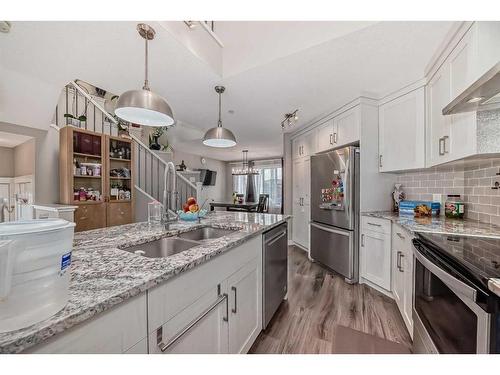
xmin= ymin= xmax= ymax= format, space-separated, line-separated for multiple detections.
xmin=396 ymin=157 xmax=500 ymax=225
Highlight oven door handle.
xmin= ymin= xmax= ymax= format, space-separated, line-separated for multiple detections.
xmin=414 ymin=246 xmax=477 ymax=301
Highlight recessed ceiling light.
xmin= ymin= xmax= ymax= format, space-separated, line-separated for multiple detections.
xmin=467 ymin=96 xmax=485 ymax=103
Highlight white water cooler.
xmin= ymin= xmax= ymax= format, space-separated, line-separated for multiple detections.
xmin=0 ymin=219 xmax=75 ymax=332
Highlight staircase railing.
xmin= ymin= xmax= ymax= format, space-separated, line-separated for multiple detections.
xmin=55 ymin=80 xmax=200 ymax=212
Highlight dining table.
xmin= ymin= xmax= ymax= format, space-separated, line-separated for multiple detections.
xmin=209 ymin=201 xmax=259 ymax=212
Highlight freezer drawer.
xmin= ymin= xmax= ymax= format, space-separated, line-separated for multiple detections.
xmin=310 ymin=222 xmax=355 ymax=281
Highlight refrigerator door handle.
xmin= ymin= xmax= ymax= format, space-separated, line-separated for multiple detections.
xmin=310 ymin=222 xmax=350 ymax=237
xmin=344 ymin=154 xmax=350 ymax=220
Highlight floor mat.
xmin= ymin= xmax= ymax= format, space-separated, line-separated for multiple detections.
xmin=333 ymin=325 xmax=412 ymax=354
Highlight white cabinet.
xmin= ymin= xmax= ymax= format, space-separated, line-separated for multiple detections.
xmin=292 ymin=157 xmax=310 ymax=250
xmin=148 ymin=236 xmax=262 ymax=354
xmin=227 ymin=258 xmax=261 ymax=353
xmin=150 ymin=283 xmax=230 ymax=354
xmin=360 ymin=217 xmax=391 ymax=293
xmin=26 ymin=293 xmax=148 ymax=354
xmin=292 ymin=131 xmax=316 ymax=159
xmin=333 ymin=106 xmax=360 ymax=147
xmin=427 ymin=63 xmax=451 ymax=166
xmin=316 ymin=119 xmax=335 ymax=153
xmin=391 ymin=223 xmax=414 ymax=337
xmin=379 ymin=87 xmax=425 ymax=172
xmin=425 ymin=21 xmax=500 ymax=167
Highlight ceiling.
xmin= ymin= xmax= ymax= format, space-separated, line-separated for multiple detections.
xmin=0 ymin=130 xmax=33 ymax=148
xmin=0 ymin=21 xmax=455 ymax=161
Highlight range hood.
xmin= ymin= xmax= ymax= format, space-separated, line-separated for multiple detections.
xmin=443 ymin=61 xmax=500 ymax=115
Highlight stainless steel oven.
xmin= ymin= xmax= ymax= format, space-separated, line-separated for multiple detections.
xmin=412 ymin=234 xmax=500 ymax=354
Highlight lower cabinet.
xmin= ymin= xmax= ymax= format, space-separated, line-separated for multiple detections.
xmin=391 ymin=223 xmax=414 ymax=337
xmin=148 ymin=236 xmax=262 ymax=354
xmin=26 ymin=293 xmax=148 ymax=354
xmin=227 ymin=257 xmax=261 ymax=353
xmin=74 ymin=203 xmax=107 ymax=232
xmin=360 ymin=217 xmax=392 ymax=293
xmin=107 ymin=201 xmax=133 ymax=227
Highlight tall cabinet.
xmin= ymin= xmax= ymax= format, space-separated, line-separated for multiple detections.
xmin=60 ymin=127 xmax=135 ymax=232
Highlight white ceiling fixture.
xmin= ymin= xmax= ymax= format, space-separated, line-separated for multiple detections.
xmin=232 ymin=150 xmax=259 ymax=176
xmin=115 ymin=23 xmax=175 ymax=127
xmin=203 ymin=86 xmax=237 ymax=148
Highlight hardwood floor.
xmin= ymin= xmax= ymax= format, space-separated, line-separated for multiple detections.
xmin=249 ymin=246 xmax=412 ymax=354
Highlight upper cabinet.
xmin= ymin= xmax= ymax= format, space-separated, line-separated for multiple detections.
xmin=379 ymin=86 xmax=425 ymax=172
xmin=424 ymin=22 xmax=500 ymax=167
xmin=292 ymin=130 xmax=316 ymax=159
xmin=316 ymin=120 xmax=335 ymax=153
xmin=333 ymin=106 xmax=360 ymax=148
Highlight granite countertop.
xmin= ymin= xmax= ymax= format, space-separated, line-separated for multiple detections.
xmin=0 ymin=211 xmax=289 ymax=354
xmin=363 ymin=211 xmax=500 ymax=239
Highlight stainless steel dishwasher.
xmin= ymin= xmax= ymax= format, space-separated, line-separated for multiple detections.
xmin=262 ymin=222 xmax=288 ymax=329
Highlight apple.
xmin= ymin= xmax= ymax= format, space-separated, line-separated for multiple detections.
xmin=183 ymin=203 xmax=190 ymax=213
xmin=186 ymin=197 xmax=197 ymax=206
xmin=189 ymin=204 xmax=199 ymax=213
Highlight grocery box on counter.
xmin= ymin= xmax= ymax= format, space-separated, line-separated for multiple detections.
xmin=399 ymin=200 xmax=441 ymax=216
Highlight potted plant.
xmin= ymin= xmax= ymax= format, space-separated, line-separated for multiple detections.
xmin=149 ymin=126 xmax=168 ymax=150
xmin=64 ymin=113 xmax=87 ymax=127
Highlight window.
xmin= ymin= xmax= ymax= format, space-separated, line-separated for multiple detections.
xmin=231 ymin=159 xmax=283 ymax=214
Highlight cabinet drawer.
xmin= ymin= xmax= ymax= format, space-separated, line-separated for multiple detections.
xmin=74 ymin=203 xmax=106 ymax=232
xmin=147 ymin=236 xmax=261 ymax=333
xmin=361 ymin=216 xmax=391 ymax=236
xmin=391 ymin=223 xmax=411 ymax=252
xmin=107 ymin=202 xmax=132 ymax=227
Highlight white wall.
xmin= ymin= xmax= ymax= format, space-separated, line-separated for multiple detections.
xmin=172 ymin=149 xmax=227 ymax=205
xmin=14 ymin=139 xmax=35 ymax=177
xmin=0 ymin=147 xmax=14 ymax=177
xmin=0 ymin=122 xmax=59 ymax=204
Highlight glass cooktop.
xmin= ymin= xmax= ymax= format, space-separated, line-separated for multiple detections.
xmin=417 ymin=233 xmax=500 ymax=281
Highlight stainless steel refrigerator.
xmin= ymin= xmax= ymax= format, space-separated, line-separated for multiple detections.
xmin=310 ymin=146 xmax=360 ymax=284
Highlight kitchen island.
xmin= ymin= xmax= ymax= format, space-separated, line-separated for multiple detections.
xmin=0 ymin=211 xmax=289 ymax=354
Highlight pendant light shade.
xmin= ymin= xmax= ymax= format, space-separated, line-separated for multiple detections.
xmin=115 ymin=89 xmax=174 ymax=127
xmin=115 ymin=23 xmax=175 ymax=127
xmin=203 ymin=86 xmax=237 ymax=148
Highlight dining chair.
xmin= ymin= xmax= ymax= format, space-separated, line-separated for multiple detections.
xmin=255 ymin=194 xmax=269 ymax=213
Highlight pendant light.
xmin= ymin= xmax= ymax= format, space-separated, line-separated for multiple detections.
xmin=232 ymin=150 xmax=259 ymax=175
xmin=115 ymin=23 xmax=175 ymax=127
xmin=203 ymin=86 xmax=237 ymax=148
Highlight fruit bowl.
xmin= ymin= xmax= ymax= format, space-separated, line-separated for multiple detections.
xmin=177 ymin=209 xmax=208 ymax=221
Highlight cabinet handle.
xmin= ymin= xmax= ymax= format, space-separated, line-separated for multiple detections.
xmin=333 ymin=132 xmax=338 ymax=144
xmin=442 ymin=135 xmax=449 ymax=154
xmin=231 ymin=286 xmax=237 ymax=314
xmin=329 ymin=134 xmax=333 ymax=145
xmin=156 ymin=292 xmax=228 ymax=352
xmin=439 ymin=137 xmax=445 ymax=156
xmin=367 ymin=222 xmax=382 ymax=227
xmin=397 ymin=251 xmax=404 ymax=273
xmin=379 ymin=155 xmax=383 ymax=168
xmin=361 ymin=234 xmax=365 ymax=247
xmin=396 ymin=232 xmax=405 ymax=240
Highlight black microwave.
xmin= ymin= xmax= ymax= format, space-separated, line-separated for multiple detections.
xmin=199 ymin=169 xmax=217 ymax=186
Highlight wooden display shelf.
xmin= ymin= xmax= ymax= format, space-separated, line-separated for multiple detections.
xmin=109 ymin=199 xmax=131 ymax=203
xmin=74 ymin=175 xmax=102 ymax=179
xmin=72 ymin=200 xmax=104 ymax=205
xmin=109 ymin=157 xmax=131 ymax=162
xmin=74 ymin=152 xmax=102 ymax=159
xmin=109 ymin=176 xmax=131 ymax=180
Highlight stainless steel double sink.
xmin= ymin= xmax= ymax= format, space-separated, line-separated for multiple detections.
xmin=121 ymin=227 xmax=238 ymax=258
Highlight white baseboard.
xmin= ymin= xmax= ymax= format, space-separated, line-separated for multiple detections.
xmin=359 ymin=277 xmax=393 ymax=299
